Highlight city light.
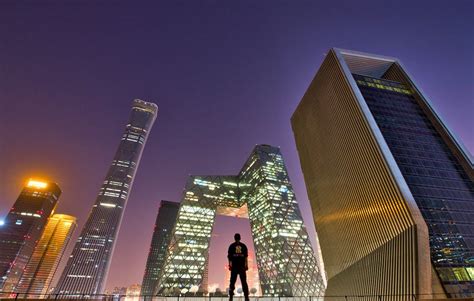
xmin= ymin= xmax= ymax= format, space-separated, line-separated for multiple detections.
xmin=0 ymin=220 xmax=5 ymax=226
xmin=27 ymin=180 xmax=48 ymax=189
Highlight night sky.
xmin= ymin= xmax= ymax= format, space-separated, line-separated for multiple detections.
xmin=1 ymin=0 xmax=472 ymax=292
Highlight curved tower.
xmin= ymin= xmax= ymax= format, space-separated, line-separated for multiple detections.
xmin=55 ymin=99 xmax=158 ymax=296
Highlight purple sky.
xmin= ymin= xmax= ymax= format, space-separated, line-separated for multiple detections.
xmin=1 ymin=0 xmax=472 ymax=292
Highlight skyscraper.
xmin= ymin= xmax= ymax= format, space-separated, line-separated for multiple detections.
xmin=0 ymin=180 xmax=61 ymax=293
xmin=156 ymin=145 xmax=325 ymax=297
xmin=16 ymin=214 xmax=77 ymax=298
xmin=292 ymin=48 xmax=473 ymax=299
xmin=55 ymin=99 xmax=158 ymax=296
xmin=141 ymin=201 xmax=180 ymax=298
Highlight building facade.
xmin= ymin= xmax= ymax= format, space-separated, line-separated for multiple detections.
xmin=141 ymin=201 xmax=180 ymax=298
xmin=0 ymin=180 xmax=61 ymax=293
xmin=155 ymin=145 xmax=325 ymax=297
xmin=55 ymin=99 xmax=158 ymax=296
xmin=292 ymin=48 xmax=473 ymax=299
xmin=16 ymin=214 xmax=77 ymax=297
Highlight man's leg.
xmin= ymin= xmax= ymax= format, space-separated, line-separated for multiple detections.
xmin=229 ymin=270 xmax=238 ymax=301
xmin=239 ymin=271 xmax=250 ymax=301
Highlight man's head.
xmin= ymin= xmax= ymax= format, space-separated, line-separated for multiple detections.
xmin=234 ymin=233 xmax=241 ymax=242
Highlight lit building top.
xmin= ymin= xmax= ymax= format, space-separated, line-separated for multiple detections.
xmin=0 ymin=179 xmax=61 ymax=292
xmin=26 ymin=179 xmax=48 ymax=189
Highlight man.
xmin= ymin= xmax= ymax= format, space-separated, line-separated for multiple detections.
xmin=228 ymin=233 xmax=249 ymax=301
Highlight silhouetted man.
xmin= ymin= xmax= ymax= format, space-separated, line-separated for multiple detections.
xmin=228 ymin=233 xmax=249 ymax=301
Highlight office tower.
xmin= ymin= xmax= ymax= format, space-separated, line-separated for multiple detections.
xmin=156 ymin=145 xmax=324 ymax=297
xmin=16 ymin=214 xmax=77 ymax=298
xmin=0 ymin=180 xmax=61 ymax=293
xmin=55 ymin=99 xmax=158 ymax=296
xmin=292 ymin=48 xmax=474 ymax=299
xmin=141 ymin=201 xmax=180 ymax=298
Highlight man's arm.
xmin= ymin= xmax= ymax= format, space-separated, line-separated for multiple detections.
xmin=228 ymin=244 xmax=233 ymax=270
xmin=244 ymin=244 xmax=248 ymax=270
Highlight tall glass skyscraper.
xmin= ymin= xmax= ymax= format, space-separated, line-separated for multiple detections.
xmin=292 ymin=48 xmax=473 ymax=299
xmin=55 ymin=99 xmax=158 ymax=296
xmin=155 ymin=145 xmax=325 ymax=297
xmin=141 ymin=201 xmax=180 ymax=299
xmin=16 ymin=214 xmax=77 ymax=297
xmin=0 ymin=180 xmax=61 ymax=293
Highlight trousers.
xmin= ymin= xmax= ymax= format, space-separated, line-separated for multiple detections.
xmin=229 ymin=269 xmax=249 ymax=298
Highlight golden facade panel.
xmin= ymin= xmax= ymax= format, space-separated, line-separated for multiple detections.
xmin=16 ymin=214 xmax=77 ymax=297
xmin=291 ymin=49 xmax=435 ymax=299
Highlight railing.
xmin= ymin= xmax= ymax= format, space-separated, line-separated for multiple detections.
xmin=0 ymin=293 xmax=472 ymax=300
